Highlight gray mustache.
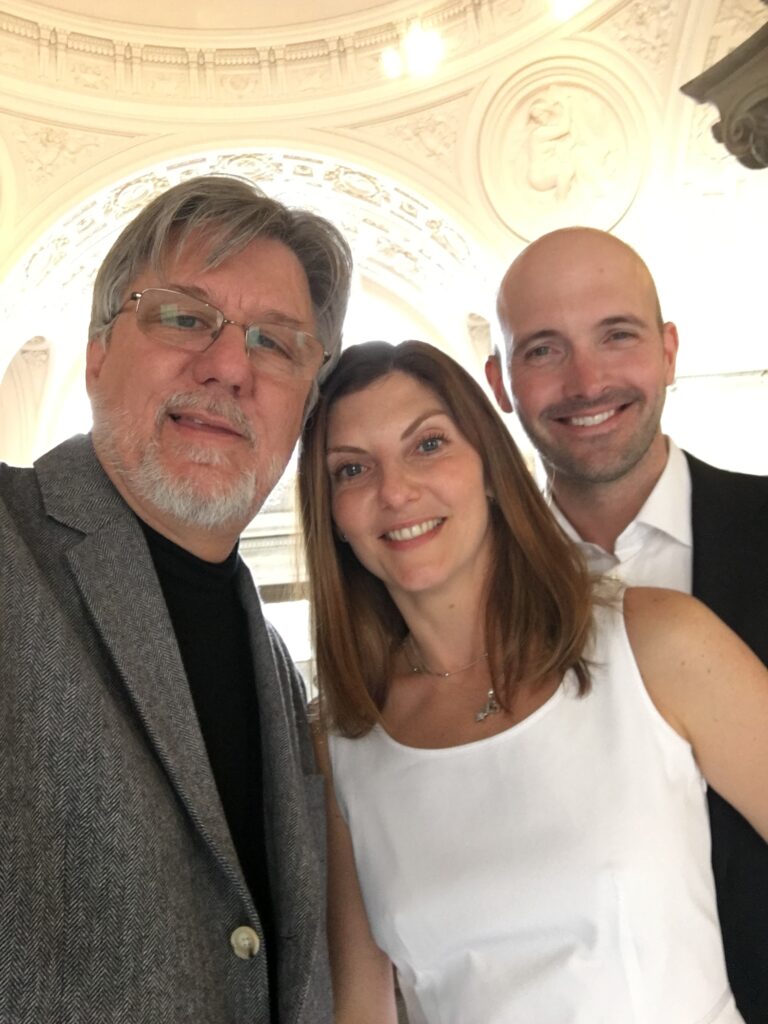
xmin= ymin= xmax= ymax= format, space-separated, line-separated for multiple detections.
xmin=158 ymin=392 xmax=255 ymax=444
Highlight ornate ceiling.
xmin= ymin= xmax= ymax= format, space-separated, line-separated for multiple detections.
xmin=0 ymin=0 xmax=766 ymax=483
xmin=35 ymin=0 xmax=393 ymax=30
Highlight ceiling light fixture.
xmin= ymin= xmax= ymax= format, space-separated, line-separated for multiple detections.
xmin=382 ymin=21 xmax=444 ymax=79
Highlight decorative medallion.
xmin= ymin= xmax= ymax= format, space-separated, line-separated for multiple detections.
xmin=479 ymin=61 xmax=646 ymax=240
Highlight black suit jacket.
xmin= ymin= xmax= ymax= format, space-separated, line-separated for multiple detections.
xmin=686 ymin=452 xmax=768 ymax=1024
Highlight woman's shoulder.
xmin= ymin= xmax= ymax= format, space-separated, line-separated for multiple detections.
xmin=590 ymin=583 xmax=707 ymax=654
xmin=621 ymin=585 xmax=762 ymax=743
xmin=622 ymin=586 xmax=712 ymax=647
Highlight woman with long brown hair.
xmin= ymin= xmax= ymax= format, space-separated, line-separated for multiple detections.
xmin=298 ymin=340 xmax=767 ymax=1024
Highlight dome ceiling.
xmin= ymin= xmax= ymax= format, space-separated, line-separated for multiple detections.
xmin=28 ymin=0 xmax=409 ymax=30
xmin=1 ymin=0 xmax=766 ymax=475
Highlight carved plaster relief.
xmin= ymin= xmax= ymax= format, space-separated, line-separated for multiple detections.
xmin=64 ymin=32 xmax=115 ymax=93
xmin=0 ymin=335 xmax=50 ymax=465
xmin=349 ymin=24 xmax=399 ymax=86
xmin=4 ymin=149 xmax=486 ymax=351
xmin=599 ymin=0 xmax=677 ymax=69
xmin=707 ymin=0 xmax=768 ymax=65
xmin=0 ymin=0 xmax=537 ymax=106
xmin=325 ymin=163 xmax=390 ymax=204
xmin=682 ymin=18 xmax=768 ymax=172
xmin=480 ymin=67 xmax=643 ymax=240
xmin=13 ymin=121 xmax=102 ymax=183
xmin=425 ymin=217 xmax=470 ymax=263
xmin=140 ymin=46 xmax=191 ymax=99
xmin=325 ymin=93 xmax=471 ymax=203
xmin=102 ymin=172 xmax=172 ymax=221
xmin=283 ymin=39 xmax=335 ymax=94
xmin=682 ymin=8 xmax=768 ymax=182
xmin=420 ymin=0 xmax=476 ymax=59
xmin=0 ymin=113 xmax=139 ymax=228
xmin=683 ymin=95 xmax=756 ymax=188
xmin=373 ymin=234 xmax=420 ymax=280
xmin=0 ymin=10 xmax=38 ymax=73
xmin=213 ymin=49 xmax=264 ymax=101
xmin=491 ymin=0 xmax=530 ymax=30
xmin=214 ymin=151 xmax=283 ymax=181
xmin=466 ymin=311 xmax=491 ymax=363
xmin=392 ymin=111 xmax=459 ymax=161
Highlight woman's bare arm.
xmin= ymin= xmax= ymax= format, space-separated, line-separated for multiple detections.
xmin=624 ymin=586 xmax=768 ymax=843
xmin=313 ymin=728 xmax=399 ymax=1024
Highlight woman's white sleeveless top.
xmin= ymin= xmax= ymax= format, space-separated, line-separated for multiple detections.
xmin=329 ymin=601 xmax=743 ymax=1024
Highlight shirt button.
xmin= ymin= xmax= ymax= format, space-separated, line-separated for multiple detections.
xmin=230 ymin=925 xmax=261 ymax=960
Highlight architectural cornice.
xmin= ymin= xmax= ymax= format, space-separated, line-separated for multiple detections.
xmin=681 ymin=16 xmax=768 ymax=170
xmin=0 ymin=0 xmax=542 ymax=111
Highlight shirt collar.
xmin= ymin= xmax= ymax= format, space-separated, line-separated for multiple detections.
xmin=548 ymin=438 xmax=692 ymax=549
xmin=634 ymin=439 xmax=692 ymax=547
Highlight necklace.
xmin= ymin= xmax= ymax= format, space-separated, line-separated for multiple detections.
xmin=405 ymin=637 xmax=501 ymax=723
xmin=408 ymin=648 xmax=489 ymax=679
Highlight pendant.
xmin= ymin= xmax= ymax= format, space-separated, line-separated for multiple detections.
xmin=475 ymin=690 xmax=501 ymax=723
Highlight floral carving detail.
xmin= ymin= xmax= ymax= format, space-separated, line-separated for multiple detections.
xmin=215 ymin=153 xmax=283 ymax=179
xmin=14 ymin=124 xmax=102 ymax=183
xmin=216 ymin=73 xmax=263 ymax=99
xmin=425 ymin=218 xmax=469 ymax=262
xmin=324 ymin=166 xmax=389 ymax=205
xmin=393 ymin=113 xmax=458 ymax=159
xmin=374 ymin=237 xmax=419 ymax=279
xmin=601 ymin=0 xmax=676 ymax=67
xmin=67 ymin=59 xmax=112 ymax=92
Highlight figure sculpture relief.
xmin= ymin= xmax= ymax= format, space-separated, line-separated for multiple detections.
xmin=482 ymin=79 xmax=639 ymax=239
xmin=519 ymin=87 xmax=616 ymax=207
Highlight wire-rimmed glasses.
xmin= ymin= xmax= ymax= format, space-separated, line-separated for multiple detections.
xmin=115 ymin=287 xmax=329 ymax=381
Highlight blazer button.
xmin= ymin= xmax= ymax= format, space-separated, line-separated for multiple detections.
xmin=230 ymin=925 xmax=261 ymax=960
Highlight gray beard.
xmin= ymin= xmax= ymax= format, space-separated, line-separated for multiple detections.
xmin=92 ymin=391 xmax=279 ymax=530
xmin=130 ymin=436 xmax=261 ymax=529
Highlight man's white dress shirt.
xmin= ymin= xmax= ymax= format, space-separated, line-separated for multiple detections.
xmin=550 ymin=439 xmax=693 ymax=593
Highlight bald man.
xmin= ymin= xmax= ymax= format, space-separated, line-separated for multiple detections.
xmin=487 ymin=227 xmax=768 ymax=1023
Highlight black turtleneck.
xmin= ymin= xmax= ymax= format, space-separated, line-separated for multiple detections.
xmin=140 ymin=521 xmax=277 ymax=1021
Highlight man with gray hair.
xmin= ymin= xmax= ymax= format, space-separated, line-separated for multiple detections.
xmin=0 ymin=175 xmax=353 ymax=1023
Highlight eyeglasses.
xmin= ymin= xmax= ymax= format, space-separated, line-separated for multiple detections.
xmin=114 ymin=287 xmax=329 ymax=381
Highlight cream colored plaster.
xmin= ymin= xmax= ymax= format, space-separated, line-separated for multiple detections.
xmin=0 ymin=0 xmax=766 ymax=482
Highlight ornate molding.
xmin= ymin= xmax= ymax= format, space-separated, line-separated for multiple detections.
xmin=5 ymin=148 xmax=481 ymax=283
xmin=600 ymin=0 xmax=678 ymax=70
xmin=0 ymin=0 xmax=535 ymax=108
xmin=681 ymin=18 xmax=768 ymax=170
xmin=0 ymin=147 xmax=493 ymax=373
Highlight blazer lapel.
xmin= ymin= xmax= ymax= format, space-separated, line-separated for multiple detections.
xmin=686 ymin=449 xmax=768 ymax=664
xmin=238 ymin=572 xmax=323 ymax=1022
xmin=37 ymin=436 xmax=251 ymax=905
xmin=687 ymin=451 xmax=731 ymax=611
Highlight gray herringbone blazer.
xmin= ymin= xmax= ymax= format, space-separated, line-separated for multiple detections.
xmin=0 ymin=435 xmax=331 ymax=1024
